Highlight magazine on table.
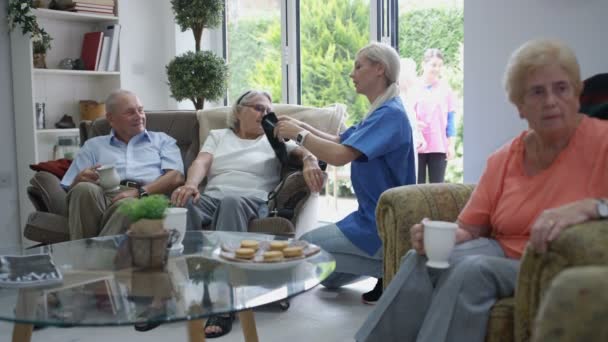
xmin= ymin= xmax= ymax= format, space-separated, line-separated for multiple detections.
xmin=0 ymin=254 xmax=63 ymax=288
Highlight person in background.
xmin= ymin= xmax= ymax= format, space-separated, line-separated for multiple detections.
xmin=61 ymin=89 xmax=184 ymax=240
xmin=356 ymin=39 xmax=608 ymax=342
xmin=399 ymin=57 xmax=424 ymax=173
xmin=413 ymin=48 xmax=457 ymax=183
xmin=274 ymin=42 xmax=416 ymax=305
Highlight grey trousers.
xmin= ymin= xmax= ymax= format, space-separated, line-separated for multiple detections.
xmin=185 ymin=194 xmax=267 ymax=232
xmin=300 ymin=223 xmax=383 ymax=289
xmin=355 ymin=238 xmax=520 ymax=342
xmin=66 ymin=182 xmax=135 ymax=240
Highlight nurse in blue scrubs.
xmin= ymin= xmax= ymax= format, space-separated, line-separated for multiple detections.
xmin=274 ymin=42 xmax=416 ymax=302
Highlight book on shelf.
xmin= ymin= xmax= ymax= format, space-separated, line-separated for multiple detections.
xmin=72 ymin=10 xmax=114 ymax=16
xmin=0 ymin=254 xmax=63 ymax=288
xmin=67 ymin=0 xmax=115 ymax=6
xmin=80 ymin=31 xmax=104 ymax=71
xmin=104 ymin=24 xmax=121 ymax=72
xmin=73 ymin=2 xmax=114 ymax=10
xmin=72 ymin=6 xmax=114 ymax=14
xmin=97 ymin=36 xmax=110 ymax=71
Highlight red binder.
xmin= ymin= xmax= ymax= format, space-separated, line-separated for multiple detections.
xmin=80 ymin=31 xmax=104 ymax=71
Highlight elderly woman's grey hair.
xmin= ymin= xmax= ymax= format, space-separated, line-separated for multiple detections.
xmin=105 ymin=89 xmax=136 ymax=115
xmin=503 ymin=39 xmax=582 ymax=106
xmin=227 ymin=90 xmax=273 ymax=130
xmin=356 ymin=42 xmax=402 ymax=120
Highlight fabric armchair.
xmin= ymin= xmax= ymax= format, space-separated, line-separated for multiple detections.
xmin=532 ymin=266 xmax=608 ymax=342
xmin=376 ymin=183 xmax=608 ymax=342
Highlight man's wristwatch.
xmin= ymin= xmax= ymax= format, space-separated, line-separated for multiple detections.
xmin=295 ymin=130 xmax=310 ymax=146
xmin=596 ymin=198 xmax=608 ymax=218
xmin=138 ymin=187 xmax=149 ymax=198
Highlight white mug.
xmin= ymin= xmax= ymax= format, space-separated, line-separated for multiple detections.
xmin=96 ymin=165 xmax=120 ymax=191
xmin=164 ymin=207 xmax=188 ymax=253
xmin=423 ymin=220 xmax=458 ymax=268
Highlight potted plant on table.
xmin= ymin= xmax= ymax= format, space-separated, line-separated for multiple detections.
xmin=166 ymin=0 xmax=228 ymax=110
xmin=6 ymin=0 xmax=53 ymax=68
xmin=120 ymin=195 xmax=171 ymax=269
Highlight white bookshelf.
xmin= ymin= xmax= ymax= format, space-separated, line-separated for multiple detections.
xmin=10 ymin=5 xmax=122 ymax=246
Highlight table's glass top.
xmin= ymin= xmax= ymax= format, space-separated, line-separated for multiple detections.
xmin=0 ymin=231 xmax=335 ymax=327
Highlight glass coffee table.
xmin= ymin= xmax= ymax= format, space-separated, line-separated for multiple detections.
xmin=0 ymin=231 xmax=335 ymax=342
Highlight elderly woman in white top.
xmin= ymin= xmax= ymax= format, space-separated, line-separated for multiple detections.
xmin=171 ymin=90 xmax=324 ymax=338
xmin=171 ymin=90 xmax=323 ymax=233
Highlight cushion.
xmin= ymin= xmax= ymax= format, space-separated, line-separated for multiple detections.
xmin=24 ymin=212 xmax=70 ymax=243
xmin=196 ymin=103 xmax=348 ymax=148
xmin=29 ymin=158 xmax=72 ymax=179
xmin=29 ymin=170 xmax=68 ymax=216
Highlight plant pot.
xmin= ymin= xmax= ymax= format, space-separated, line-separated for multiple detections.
xmin=33 ymin=53 xmax=47 ymax=69
xmin=127 ymin=229 xmax=170 ymax=270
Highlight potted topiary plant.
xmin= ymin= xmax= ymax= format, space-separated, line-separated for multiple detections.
xmin=166 ymin=0 xmax=228 ymax=109
xmin=6 ymin=0 xmax=53 ymax=68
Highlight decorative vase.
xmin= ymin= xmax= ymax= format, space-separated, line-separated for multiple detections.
xmin=33 ymin=53 xmax=47 ymax=69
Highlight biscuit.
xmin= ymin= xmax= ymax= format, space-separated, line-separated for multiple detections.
xmin=263 ymin=251 xmax=283 ymax=262
xmin=235 ymin=248 xmax=255 ymax=259
xmin=269 ymin=241 xmax=289 ymax=251
xmin=240 ymin=240 xmax=259 ymax=250
xmin=283 ymin=246 xmax=304 ymax=258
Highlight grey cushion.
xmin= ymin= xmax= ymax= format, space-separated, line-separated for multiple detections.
xmin=25 ymin=212 xmax=69 ymax=243
xmin=28 ymin=171 xmax=67 ymax=216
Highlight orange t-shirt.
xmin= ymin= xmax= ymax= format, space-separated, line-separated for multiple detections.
xmin=458 ymin=116 xmax=608 ymax=259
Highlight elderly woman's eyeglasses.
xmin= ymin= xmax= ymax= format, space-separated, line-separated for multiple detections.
xmin=241 ymin=103 xmax=269 ymax=114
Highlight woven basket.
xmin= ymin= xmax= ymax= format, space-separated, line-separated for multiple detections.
xmin=79 ymin=100 xmax=106 ymax=121
xmin=127 ymin=230 xmax=169 ymax=270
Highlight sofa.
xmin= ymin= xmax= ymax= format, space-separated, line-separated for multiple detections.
xmin=25 ymin=104 xmax=346 ymax=244
xmin=376 ymin=183 xmax=608 ymax=342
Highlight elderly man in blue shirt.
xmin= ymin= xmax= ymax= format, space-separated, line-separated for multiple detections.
xmin=61 ymin=89 xmax=184 ymax=239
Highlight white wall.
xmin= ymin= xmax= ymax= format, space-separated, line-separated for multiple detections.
xmin=118 ymin=0 xmax=176 ymax=110
xmin=0 ymin=0 xmax=21 ymax=249
xmin=463 ymin=0 xmax=608 ymax=183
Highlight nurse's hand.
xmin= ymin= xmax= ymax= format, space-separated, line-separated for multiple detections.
xmin=274 ymin=120 xmax=302 ymax=141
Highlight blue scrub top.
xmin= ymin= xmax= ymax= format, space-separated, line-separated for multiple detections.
xmin=336 ymin=97 xmax=416 ymax=256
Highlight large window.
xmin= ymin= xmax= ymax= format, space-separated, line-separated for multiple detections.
xmin=226 ymin=0 xmax=282 ymax=103
xmin=300 ymin=0 xmax=370 ymax=124
xmin=398 ymin=0 xmax=464 ymax=182
xmin=222 ymin=0 xmax=464 ymax=221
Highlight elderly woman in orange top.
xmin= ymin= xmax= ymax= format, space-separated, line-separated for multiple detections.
xmin=356 ymin=39 xmax=608 ymax=342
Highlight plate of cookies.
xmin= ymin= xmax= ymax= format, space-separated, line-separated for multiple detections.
xmin=217 ymin=239 xmax=322 ymax=270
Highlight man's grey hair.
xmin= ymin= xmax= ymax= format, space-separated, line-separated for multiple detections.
xmin=105 ymin=89 xmax=136 ymax=114
xmin=227 ymin=90 xmax=273 ymax=130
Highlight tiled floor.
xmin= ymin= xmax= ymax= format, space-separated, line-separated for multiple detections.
xmin=0 ymin=278 xmax=376 ymax=342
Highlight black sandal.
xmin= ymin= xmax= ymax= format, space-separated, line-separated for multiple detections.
xmin=133 ymin=307 xmax=166 ymax=332
xmin=204 ymin=313 xmax=235 ymax=338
